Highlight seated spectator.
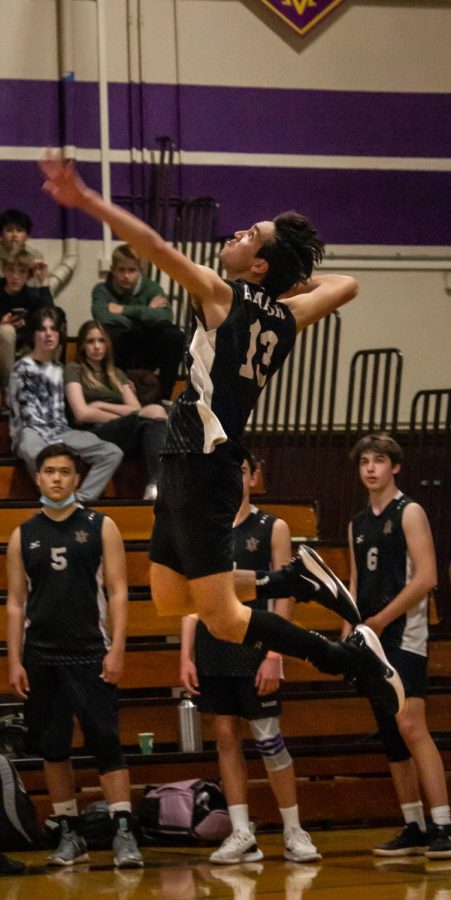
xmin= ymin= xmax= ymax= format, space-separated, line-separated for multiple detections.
xmin=92 ymin=244 xmax=184 ymax=400
xmin=8 ymin=308 xmax=122 ymax=503
xmin=0 ymin=207 xmax=44 ymax=272
xmin=65 ymin=320 xmax=167 ymax=501
xmin=0 ymin=250 xmax=55 ymax=407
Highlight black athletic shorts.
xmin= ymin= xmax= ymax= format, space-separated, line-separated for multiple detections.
xmin=197 ymin=675 xmax=282 ymax=720
xmin=150 ymin=452 xmax=243 ymax=580
xmin=23 ymin=661 xmax=122 ymax=762
xmin=382 ymin=643 xmax=428 ymax=698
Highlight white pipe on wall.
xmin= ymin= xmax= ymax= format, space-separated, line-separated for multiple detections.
xmin=50 ymin=0 xmax=78 ymax=298
xmin=95 ymin=0 xmax=113 ymax=272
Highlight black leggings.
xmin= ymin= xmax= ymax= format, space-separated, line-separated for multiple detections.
xmin=106 ymin=322 xmax=185 ymax=400
xmin=87 ymin=412 xmax=166 ymax=482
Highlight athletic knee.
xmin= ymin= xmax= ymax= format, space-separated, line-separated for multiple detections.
xmin=249 ymin=718 xmax=292 ymax=772
xmin=85 ymin=732 xmax=126 ymax=774
xmin=397 ymin=713 xmax=429 ymax=748
xmin=215 ymin=718 xmax=241 ymax=754
xmin=202 ymin=609 xmax=246 ymax=643
xmin=379 ymin=716 xmax=411 ymax=762
xmin=39 ymin=731 xmax=72 ymax=763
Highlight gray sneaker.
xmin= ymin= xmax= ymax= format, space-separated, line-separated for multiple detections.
xmin=112 ymin=818 xmax=144 ymax=868
xmin=47 ymin=820 xmax=89 ymax=866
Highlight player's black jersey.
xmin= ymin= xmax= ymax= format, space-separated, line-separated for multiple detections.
xmin=195 ymin=508 xmax=277 ymax=676
xmin=352 ymin=492 xmax=428 ymax=655
xmin=164 ymin=280 xmax=296 ymax=455
xmin=20 ymin=507 xmax=110 ymax=665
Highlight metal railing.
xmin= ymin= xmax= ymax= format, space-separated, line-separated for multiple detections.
xmin=345 ymin=348 xmax=403 ymax=438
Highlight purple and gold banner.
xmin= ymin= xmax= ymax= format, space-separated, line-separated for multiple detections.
xmin=258 ymin=0 xmax=346 ymax=36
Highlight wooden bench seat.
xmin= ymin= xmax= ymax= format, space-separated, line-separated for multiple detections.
xmin=0 ymin=497 xmax=319 ymax=543
xmin=12 ymin=747 xmax=451 ymax=827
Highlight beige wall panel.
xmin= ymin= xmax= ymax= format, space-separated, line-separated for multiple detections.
xmin=174 ymin=0 xmax=451 ymax=92
xmin=0 ymin=0 xmax=58 ymax=80
xmin=139 ymin=0 xmax=179 ymax=84
xmin=337 ymin=268 xmax=451 ymax=423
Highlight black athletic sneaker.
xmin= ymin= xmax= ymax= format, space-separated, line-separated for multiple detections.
xmin=344 ymin=624 xmax=405 ymax=716
xmin=0 ymin=852 xmax=26 ymax=875
xmin=425 ymin=824 xmax=451 ymax=859
xmin=282 ymin=545 xmax=361 ymax=626
xmin=373 ymin=823 xmax=429 ymax=857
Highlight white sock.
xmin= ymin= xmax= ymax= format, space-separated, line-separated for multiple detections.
xmin=401 ymin=801 xmax=426 ymax=832
xmin=228 ymin=804 xmax=250 ymax=832
xmin=431 ymin=805 xmax=451 ymax=826
xmin=280 ymin=804 xmax=301 ymax=833
xmin=108 ymin=801 xmax=132 ymax=818
xmin=53 ymin=799 xmax=78 ymax=817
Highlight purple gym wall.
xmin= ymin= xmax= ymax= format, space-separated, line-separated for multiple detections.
xmin=0 ymin=79 xmax=449 ymax=245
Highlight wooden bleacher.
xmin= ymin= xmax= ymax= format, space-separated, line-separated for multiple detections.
xmin=1 ymin=411 xmax=451 ymax=829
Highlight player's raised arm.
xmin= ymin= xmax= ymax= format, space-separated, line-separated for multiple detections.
xmin=39 ymin=152 xmax=232 ymax=308
xmin=279 ymin=273 xmax=358 ymax=333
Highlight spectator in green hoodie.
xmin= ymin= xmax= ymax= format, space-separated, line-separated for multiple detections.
xmin=92 ymin=244 xmax=184 ymax=400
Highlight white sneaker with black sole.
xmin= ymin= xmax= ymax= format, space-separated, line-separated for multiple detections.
xmin=209 ymin=828 xmax=264 ymax=864
xmin=345 ymin=624 xmax=405 ymax=716
xmin=283 ymin=826 xmax=322 ymax=862
xmin=283 ymin=545 xmax=361 ymax=626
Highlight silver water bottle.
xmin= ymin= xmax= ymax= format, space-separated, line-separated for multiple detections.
xmin=177 ymin=692 xmax=203 ymax=753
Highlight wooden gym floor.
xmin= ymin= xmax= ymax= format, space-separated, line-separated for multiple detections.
xmin=3 ymin=828 xmax=451 ymax=899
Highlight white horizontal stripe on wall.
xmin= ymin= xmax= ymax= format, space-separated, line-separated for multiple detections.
xmin=1 ymin=146 xmax=450 ymax=174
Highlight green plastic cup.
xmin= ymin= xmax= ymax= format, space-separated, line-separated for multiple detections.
xmin=138 ymin=732 xmax=154 ymax=754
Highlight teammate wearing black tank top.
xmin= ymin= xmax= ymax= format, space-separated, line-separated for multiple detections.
xmin=181 ymin=450 xmax=320 ymax=864
xmin=39 ymin=153 xmax=404 ymax=721
xmin=6 ymin=443 xmax=143 ymax=868
xmin=347 ymin=434 xmax=451 ymax=859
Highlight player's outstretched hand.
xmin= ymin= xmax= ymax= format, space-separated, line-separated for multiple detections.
xmin=39 ymin=149 xmax=88 ymax=208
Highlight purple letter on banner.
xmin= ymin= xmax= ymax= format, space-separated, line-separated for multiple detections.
xmin=258 ymin=0 xmax=347 ymax=36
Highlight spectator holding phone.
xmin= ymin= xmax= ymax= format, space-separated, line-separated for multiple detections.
xmin=0 ymin=250 xmax=55 ymax=407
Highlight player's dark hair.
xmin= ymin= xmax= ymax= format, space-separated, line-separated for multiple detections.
xmin=350 ymin=433 xmax=403 ymax=466
xmin=242 ymin=447 xmax=257 ymax=475
xmin=35 ymin=443 xmax=82 ymax=473
xmin=0 ymin=208 xmax=33 ymax=235
xmin=29 ymin=307 xmax=62 ymax=343
xmin=257 ymin=211 xmax=325 ymax=298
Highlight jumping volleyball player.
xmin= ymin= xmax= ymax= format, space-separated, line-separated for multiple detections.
xmin=40 ymin=152 xmax=405 ymax=717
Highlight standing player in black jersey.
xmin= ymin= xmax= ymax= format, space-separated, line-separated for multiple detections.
xmin=346 ymin=433 xmax=451 ymax=859
xmin=39 ymin=153 xmax=404 ymax=720
xmin=6 ymin=443 xmax=143 ymax=869
xmin=181 ymin=449 xmax=321 ymax=864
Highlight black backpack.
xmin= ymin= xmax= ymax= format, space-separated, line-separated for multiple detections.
xmin=0 ymin=754 xmax=40 ymax=850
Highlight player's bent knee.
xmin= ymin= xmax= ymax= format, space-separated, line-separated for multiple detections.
xmin=379 ymin=716 xmax=411 ymax=762
xmin=249 ymin=717 xmax=292 ymax=772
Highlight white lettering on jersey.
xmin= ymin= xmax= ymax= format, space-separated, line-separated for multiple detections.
xmin=367 ymin=547 xmax=378 ymax=571
xmin=242 ymin=284 xmax=286 ymax=319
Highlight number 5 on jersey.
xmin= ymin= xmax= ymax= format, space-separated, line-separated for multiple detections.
xmin=51 ymin=547 xmax=68 ymax=571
